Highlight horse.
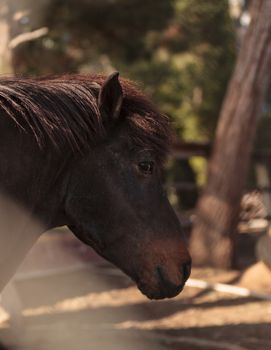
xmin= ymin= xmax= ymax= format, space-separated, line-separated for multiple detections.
xmin=0 ymin=72 xmax=191 ymax=300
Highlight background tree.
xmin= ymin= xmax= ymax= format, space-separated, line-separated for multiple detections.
xmin=13 ymin=0 xmax=235 ymax=141
xmin=11 ymin=0 xmax=235 ymax=210
xmin=0 ymin=0 xmax=49 ymax=75
xmin=190 ymin=0 xmax=271 ymax=268
xmin=0 ymin=0 xmax=15 ymax=74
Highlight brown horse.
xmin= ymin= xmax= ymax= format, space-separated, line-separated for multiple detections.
xmin=0 ymin=72 xmax=191 ymax=299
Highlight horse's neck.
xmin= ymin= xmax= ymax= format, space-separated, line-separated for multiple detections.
xmin=0 ymin=140 xmax=49 ymax=291
xmin=0 ymin=194 xmax=44 ymax=291
xmin=0 ymin=131 xmax=70 ymax=290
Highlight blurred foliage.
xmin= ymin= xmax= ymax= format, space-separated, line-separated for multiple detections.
xmin=13 ymin=0 xmax=239 ymax=209
xmin=15 ymin=0 xmax=236 ymax=143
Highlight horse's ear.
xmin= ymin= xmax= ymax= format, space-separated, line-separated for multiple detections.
xmin=98 ymin=72 xmax=123 ymax=123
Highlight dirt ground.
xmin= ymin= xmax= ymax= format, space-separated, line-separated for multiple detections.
xmin=0 ymin=230 xmax=271 ymax=350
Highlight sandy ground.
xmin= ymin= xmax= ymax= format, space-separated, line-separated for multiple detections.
xmin=0 ymin=230 xmax=270 ymax=350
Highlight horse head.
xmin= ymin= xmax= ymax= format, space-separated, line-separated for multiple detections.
xmin=65 ymin=73 xmax=191 ymax=299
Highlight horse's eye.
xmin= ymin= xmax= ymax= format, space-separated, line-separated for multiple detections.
xmin=138 ymin=161 xmax=154 ymax=175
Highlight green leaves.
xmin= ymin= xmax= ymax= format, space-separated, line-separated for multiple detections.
xmin=17 ymin=0 xmax=236 ymax=143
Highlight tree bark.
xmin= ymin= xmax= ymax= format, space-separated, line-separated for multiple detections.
xmin=0 ymin=0 xmax=50 ymax=75
xmin=0 ymin=1 xmax=13 ymax=74
xmin=190 ymin=0 xmax=271 ymax=268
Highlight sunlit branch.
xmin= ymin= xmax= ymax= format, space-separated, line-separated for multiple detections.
xmin=8 ymin=27 xmax=48 ymax=49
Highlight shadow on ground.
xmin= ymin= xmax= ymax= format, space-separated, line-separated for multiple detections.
xmin=0 ymin=230 xmax=270 ymax=350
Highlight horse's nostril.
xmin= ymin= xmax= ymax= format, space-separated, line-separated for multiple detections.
xmin=151 ymin=264 xmax=191 ymax=298
xmin=156 ymin=266 xmax=165 ymax=284
xmin=182 ymin=261 xmax=191 ymax=282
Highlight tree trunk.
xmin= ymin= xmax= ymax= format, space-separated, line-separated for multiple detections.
xmin=0 ymin=1 xmax=13 ymax=74
xmin=0 ymin=0 xmax=49 ymax=75
xmin=190 ymin=0 xmax=271 ymax=269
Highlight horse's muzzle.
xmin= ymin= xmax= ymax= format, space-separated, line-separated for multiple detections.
xmin=137 ymin=260 xmax=192 ymax=300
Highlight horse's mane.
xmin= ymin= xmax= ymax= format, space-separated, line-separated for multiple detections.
xmin=0 ymin=74 xmax=171 ymax=162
